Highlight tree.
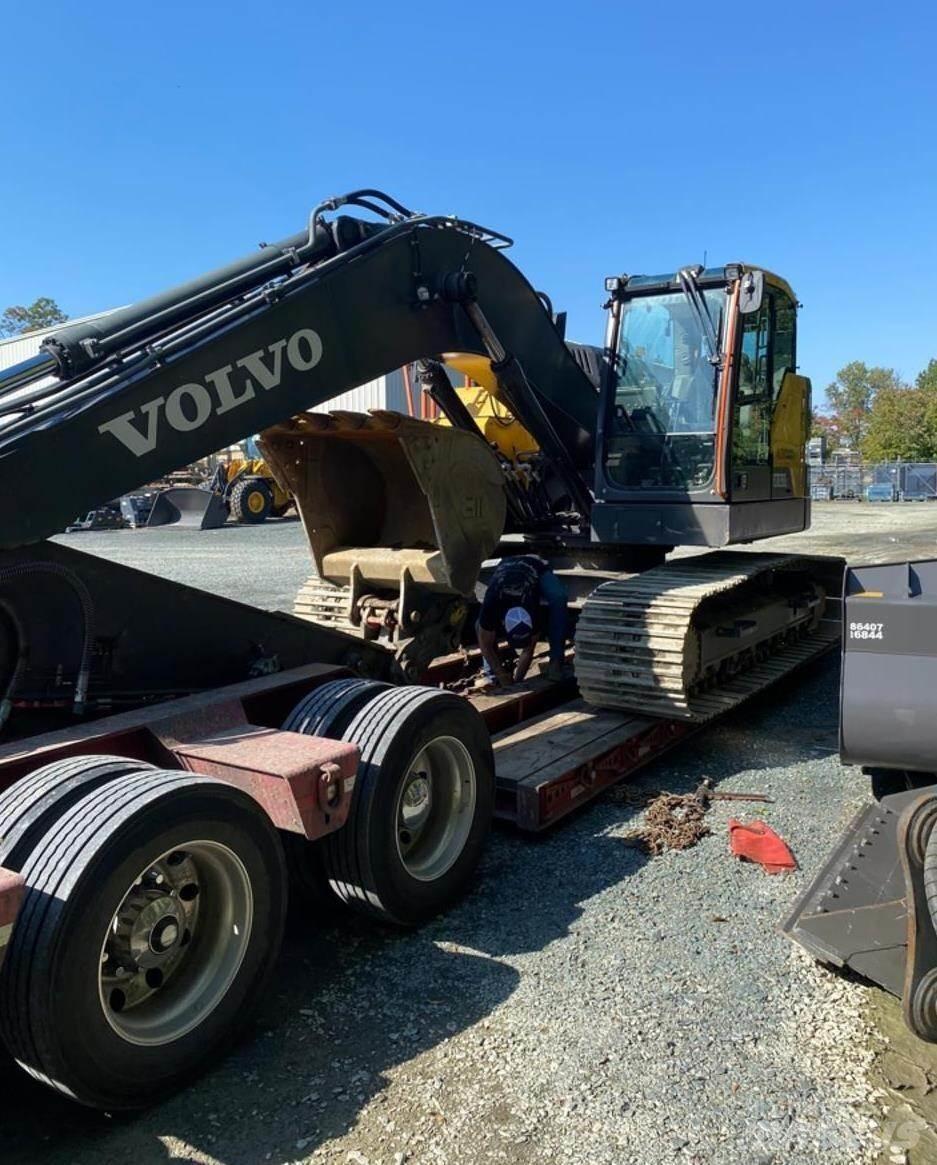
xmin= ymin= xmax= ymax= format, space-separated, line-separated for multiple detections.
xmin=917 ymin=359 xmax=937 ymax=394
xmin=0 ymin=297 xmax=68 ymax=338
xmin=810 ymin=411 xmax=841 ymax=445
xmin=824 ymin=361 xmax=905 ymax=452
xmin=862 ymin=386 xmax=932 ymax=461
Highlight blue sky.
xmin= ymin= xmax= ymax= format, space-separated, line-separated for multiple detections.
xmin=2 ymin=1 xmax=935 ymax=398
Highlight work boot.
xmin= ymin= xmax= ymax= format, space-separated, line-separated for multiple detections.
xmin=546 ymin=660 xmax=564 ymax=683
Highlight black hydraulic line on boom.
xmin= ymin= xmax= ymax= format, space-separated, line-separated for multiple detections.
xmin=0 ymin=194 xmax=598 ymax=550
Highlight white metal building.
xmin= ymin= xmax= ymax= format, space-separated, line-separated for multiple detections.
xmin=0 ymin=311 xmax=114 ymax=370
xmin=0 ymin=312 xmax=411 ymax=416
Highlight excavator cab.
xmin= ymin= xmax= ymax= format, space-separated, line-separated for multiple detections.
xmin=592 ymin=265 xmax=811 ymax=547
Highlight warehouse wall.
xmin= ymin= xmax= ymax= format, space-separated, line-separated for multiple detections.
xmin=0 ymin=317 xmax=412 ymax=415
xmin=0 ymin=311 xmax=114 ymax=370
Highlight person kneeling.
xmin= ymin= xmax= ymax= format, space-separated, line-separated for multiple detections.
xmin=476 ymin=555 xmax=568 ymax=687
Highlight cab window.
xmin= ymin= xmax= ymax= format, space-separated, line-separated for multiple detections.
xmin=733 ymin=286 xmax=797 ymax=467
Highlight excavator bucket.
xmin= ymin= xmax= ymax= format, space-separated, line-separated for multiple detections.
xmin=259 ymin=410 xmax=506 ymax=596
xmin=146 ymin=486 xmax=228 ymax=530
xmin=782 ymin=784 xmax=937 ymax=1042
xmin=785 ymin=558 xmax=937 ymax=1042
xmin=781 ymin=790 xmax=913 ymax=998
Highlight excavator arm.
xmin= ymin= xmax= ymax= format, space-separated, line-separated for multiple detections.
xmin=0 ymin=192 xmax=597 ymax=551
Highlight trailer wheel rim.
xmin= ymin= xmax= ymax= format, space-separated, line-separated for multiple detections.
xmin=394 ymin=735 xmax=477 ymax=882
xmin=98 ymin=840 xmax=254 ymax=1047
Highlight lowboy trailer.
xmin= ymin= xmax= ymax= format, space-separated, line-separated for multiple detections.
xmin=0 ymin=188 xmax=840 ymax=1108
xmin=0 ymin=558 xmax=841 ymax=1110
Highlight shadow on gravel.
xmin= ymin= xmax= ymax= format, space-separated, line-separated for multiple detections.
xmin=676 ymin=652 xmax=844 ymax=784
xmin=1 ymin=917 xmax=520 ymax=1165
xmin=0 ymin=792 xmax=665 ymax=1164
xmin=0 ymin=657 xmax=844 ymax=1164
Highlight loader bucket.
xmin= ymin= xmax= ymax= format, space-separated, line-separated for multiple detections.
xmin=146 ymin=486 xmax=228 ymax=530
xmin=840 ymin=558 xmax=937 ymax=772
xmin=259 ymin=411 xmax=506 ymax=595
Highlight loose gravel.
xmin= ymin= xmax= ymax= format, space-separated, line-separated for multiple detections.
xmin=11 ymin=504 xmax=935 ymax=1163
xmin=4 ymin=657 xmax=886 ymax=1165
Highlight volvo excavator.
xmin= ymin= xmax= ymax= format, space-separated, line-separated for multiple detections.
xmin=0 ymin=190 xmax=842 ymax=1110
xmin=0 ymin=188 xmax=834 ymax=717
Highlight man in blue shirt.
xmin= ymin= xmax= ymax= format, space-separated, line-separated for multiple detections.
xmin=476 ymin=555 xmax=568 ymax=686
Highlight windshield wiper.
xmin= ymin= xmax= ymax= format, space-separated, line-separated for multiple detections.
xmin=677 ymin=267 xmax=721 ymax=367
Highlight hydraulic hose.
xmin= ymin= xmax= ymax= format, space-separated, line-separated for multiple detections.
xmin=0 ymin=561 xmax=95 ymax=727
xmin=0 ymin=598 xmax=27 ymax=730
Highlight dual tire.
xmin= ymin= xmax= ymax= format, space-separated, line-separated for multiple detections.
xmin=0 ymin=681 xmax=492 ymax=1108
xmin=0 ymin=759 xmax=285 ymax=1109
xmin=284 ymin=679 xmax=494 ymax=926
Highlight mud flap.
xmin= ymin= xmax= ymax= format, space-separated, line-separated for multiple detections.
xmin=146 ymin=487 xmax=228 ymax=530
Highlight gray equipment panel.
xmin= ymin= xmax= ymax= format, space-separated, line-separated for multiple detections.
xmin=840 ymin=559 xmax=937 ymax=770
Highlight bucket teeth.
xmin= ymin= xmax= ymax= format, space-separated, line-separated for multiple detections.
xmin=780 ymin=789 xmax=929 ymax=997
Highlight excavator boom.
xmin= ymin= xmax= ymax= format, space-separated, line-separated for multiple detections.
xmin=0 ymin=201 xmax=596 ymax=550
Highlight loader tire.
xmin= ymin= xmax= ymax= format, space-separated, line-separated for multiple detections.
xmin=282 ymin=678 xmax=390 ymax=909
xmin=230 ymin=478 xmax=273 ymax=524
xmin=0 ymin=769 xmax=286 ymax=1110
xmin=0 ymin=754 xmax=154 ymax=871
xmin=322 ymin=687 xmax=494 ymax=926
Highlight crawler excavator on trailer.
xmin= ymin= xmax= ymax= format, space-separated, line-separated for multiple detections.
xmin=1 ymin=189 xmax=835 ymax=701
xmin=0 ymin=189 xmax=840 ymax=1108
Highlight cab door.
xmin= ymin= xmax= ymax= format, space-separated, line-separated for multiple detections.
xmin=729 ymin=284 xmax=801 ymax=502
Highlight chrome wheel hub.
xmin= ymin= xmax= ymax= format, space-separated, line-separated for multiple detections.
xmin=99 ymin=841 xmax=253 ymax=1046
xmin=395 ymin=736 xmax=477 ymax=883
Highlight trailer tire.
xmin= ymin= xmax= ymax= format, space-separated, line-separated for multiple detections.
xmin=230 ymin=478 xmax=273 ymax=524
xmin=322 ymin=687 xmax=494 ymax=925
xmin=0 ymin=769 xmax=286 ymax=1110
xmin=0 ymin=754 xmax=154 ymax=871
xmin=282 ymin=678 xmax=390 ymax=908
xmin=283 ymin=677 xmax=391 ymax=737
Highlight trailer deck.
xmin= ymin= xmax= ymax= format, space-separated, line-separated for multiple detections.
xmin=478 ymin=616 xmax=841 ymax=831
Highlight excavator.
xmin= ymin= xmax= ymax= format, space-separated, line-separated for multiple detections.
xmin=0 ymin=188 xmax=833 ymax=705
xmin=0 ymin=189 xmax=845 ymax=1109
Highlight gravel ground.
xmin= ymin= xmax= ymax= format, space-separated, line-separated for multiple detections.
xmin=50 ymin=501 xmax=937 ymax=615
xmin=7 ymin=502 xmax=935 ymax=1164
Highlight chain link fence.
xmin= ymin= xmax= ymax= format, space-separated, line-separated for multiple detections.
xmin=808 ymin=460 xmax=937 ymax=502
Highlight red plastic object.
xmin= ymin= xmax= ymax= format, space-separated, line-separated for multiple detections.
xmin=728 ymin=818 xmax=797 ymax=874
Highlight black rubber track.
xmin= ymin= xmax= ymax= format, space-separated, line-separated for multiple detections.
xmin=320 ymin=686 xmax=494 ymax=925
xmin=0 ymin=768 xmax=287 ymax=1109
xmin=0 ymin=753 xmax=155 ymax=871
xmin=282 ymin=678 xmax=390 ymax=909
